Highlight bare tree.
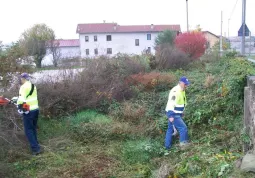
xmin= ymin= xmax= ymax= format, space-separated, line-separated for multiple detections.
xmin=48 ymin=40 xmax=62 ymax=67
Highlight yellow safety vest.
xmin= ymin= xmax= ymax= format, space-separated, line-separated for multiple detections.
xmin=17 ymin=81 xmax=39 ymax=111
xmin=165 ymin=85 xmax=187 ymax=114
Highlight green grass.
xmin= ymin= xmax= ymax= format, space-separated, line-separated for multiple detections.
xmin=6 ymin=110 xmax=254 ymax=178
xmin=70 ymin=109 xmax=112 ymax=125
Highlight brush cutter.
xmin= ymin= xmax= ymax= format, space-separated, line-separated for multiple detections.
xmin=0 ymin=96 xmax=29 ymax=114
xmin=0 ymin=96 xmax=16 ymax=106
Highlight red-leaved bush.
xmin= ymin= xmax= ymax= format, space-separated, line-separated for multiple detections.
xmin=175 ymin=32 xmax=207 ymax=59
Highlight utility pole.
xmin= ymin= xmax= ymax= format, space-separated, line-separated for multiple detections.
xmin=241 ymin=0 xmax=246 ymax=55
xmin=228 ymin=19 xmax=230 ymax=38
xmin=249 ymin=31 xmax=251 ymax=56
xmin=220 ymin=11 xmax=223 ymax=57
xmin=186 ymin=0 xmax=189 ymax=32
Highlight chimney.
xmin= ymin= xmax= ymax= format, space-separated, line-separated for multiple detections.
xmin=151 ymin=24 xmax=154 ymax=29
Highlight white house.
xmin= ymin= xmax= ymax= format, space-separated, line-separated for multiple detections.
xmin=228 ymin=36 xmax=255 ymax=55
xmin=76 ymin=23 xmax=181 ymax=58
xmin=48 ymin=39 xmax=80 ymax=59
xmin=43 ymin=39 xmax=80 ymax=66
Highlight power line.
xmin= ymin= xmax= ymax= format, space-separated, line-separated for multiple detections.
xmin=228 ymin=0 xmax=240 ymax=37
xmin=229 ymin=0 xmax=239 ymax=20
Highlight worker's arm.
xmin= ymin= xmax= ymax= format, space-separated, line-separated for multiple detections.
xmin=166 ymin=91 xmax=178 ymax=121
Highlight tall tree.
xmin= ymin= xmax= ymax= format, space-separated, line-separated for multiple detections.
xmin=154 ymin=30 xmax=177 ymax=47
xmin=0 ymin=42 xmax=28 ymax=91
xmin=19 ymin=24 xmax=55 ymax=68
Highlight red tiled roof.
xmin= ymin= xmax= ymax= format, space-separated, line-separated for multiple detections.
xmin=56 ymin=39 xmax=79 ymax=47
xmin=46 ymin=39 xmax=79 ymax=47
xmin=76 ymin=23 xmax=181 ymax=34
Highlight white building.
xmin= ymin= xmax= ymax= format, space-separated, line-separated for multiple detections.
xmin=47 ymin=39 xmax=80 ymax=59
xmin=228 ymin=36 xmax=255 ymax=55
xmin=76 ymin=23 xmax=181 ymax=58
xmin=43 ymin=39 xmax=80 ymax=66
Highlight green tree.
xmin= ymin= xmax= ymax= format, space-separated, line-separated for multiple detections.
xmin=212 ymin=38 xmax=230 ymax=51
xmin=19 ymin=24 xmax=55 ymax=68
xmin=0 ymin=42 xmax=28 ymax=91
xmin=154 ymin=30 xmax=176 ymax=47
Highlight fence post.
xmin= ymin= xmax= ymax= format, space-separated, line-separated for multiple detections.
xmin=243 ymin=86 xmax=250 ymax=153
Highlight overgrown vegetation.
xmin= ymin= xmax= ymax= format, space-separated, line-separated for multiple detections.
xmin=1 ymin=53 xmax=255 ymax=177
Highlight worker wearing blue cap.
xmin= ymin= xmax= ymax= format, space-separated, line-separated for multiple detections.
xmin=16 ymin=73 xmax=41 ymax=155
xmin=164 ymin=76 xmax=190 ymax=155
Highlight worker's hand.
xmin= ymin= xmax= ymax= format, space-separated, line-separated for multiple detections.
xmin=11 ymin=97 xmax=18 ymax=104
xmin=18 ymin=109 xmax=24 ymax=114
xmin=169 ymin=117 xmax=174 ymax=122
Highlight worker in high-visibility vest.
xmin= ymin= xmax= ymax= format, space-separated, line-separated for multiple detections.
xmin=164 ymin=76 xmax=190 ymax=155
xmin=16 ymin=73 xmax=41 ymax=155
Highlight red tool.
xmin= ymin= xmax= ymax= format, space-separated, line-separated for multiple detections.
xmin=0 ymin=96 xmax=11 ymax=105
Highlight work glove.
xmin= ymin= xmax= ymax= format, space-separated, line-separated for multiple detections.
xmin=11 ymin=96 xmax=18 ymax=104
xmin=18 ymin=109 xmax=24 ymax=114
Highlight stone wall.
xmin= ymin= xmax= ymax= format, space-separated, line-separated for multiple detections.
xmin=244 ymin=76 xmax=255 ymax=153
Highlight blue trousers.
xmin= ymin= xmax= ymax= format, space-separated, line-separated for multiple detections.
xmin=165 ymin=113 xmax=189 ymax=150
xmin=23 ymin=110 xmax=40 ymax=152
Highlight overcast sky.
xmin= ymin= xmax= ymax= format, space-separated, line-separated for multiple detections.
xmin=1 ymin=0 xmax=254 ymax=44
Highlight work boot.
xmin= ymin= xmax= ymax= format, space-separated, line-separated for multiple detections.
xmin=164 ymin=149 xmax=170 ymax=156
xmin=32 ymin=150 xmax=42 ymax=156
xmin=179 ymin=142 xmax=191 ymax=150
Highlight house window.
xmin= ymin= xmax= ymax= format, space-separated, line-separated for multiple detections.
xmin=86 ymin=49 xmax=89 ymax=55
xmin=94 ymin=48 xmax=98 ymax=55
xmin=106 ymin=35 xmax=112 ymax=41
xmin=107 ymin=48 xmax=112 ymax=54
xmin=94 ymin=35 xmax=97 ymax=42
xmin=147 ymin=34 xmax=151 ymax=40
xmin=85 ymin=36 xmax=89 ymax=42
xmin=135 ymin=39 xmax=139 ymax=46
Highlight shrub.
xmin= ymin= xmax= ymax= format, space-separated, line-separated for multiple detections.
xmin=68 ymin=110 xmax=134 ymax=143
xmin=155 ymin=45 xmax=192 ymax=70
xmin=175 ymin=32 xmax=207 ymax=59
xmin=200 ymin=49 xmax=220 ymax=63
xmin=126 ymin=72 xmax=176 ymax=91
xmin=183 ymin=58 xmax=255 ymax=130
xmin=37 ymin=56 xmax=147 ymax=117
xmin=225 ymin=51 xmax=238 ymax=58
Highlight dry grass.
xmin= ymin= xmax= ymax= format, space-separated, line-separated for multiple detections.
xmin=126 ymin=72 xmax=176 ymax=91
xmin=204 ymin=74 xmax=215 ymax=88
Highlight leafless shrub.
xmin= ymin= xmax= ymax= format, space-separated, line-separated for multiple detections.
xmin=37 ymin=56 xmax=147 ymax=117
xmin=126 ymin=72 xmax=176 ymax=91
xmin=155 ymin=44 xmax=192 ymax=70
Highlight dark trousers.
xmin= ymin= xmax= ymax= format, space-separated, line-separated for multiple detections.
xmin=23 ymin=110 xmax=40 ymax=152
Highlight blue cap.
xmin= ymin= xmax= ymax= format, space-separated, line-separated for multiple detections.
xmin=20 ymin=73 xmax=30 ymax=80
xmin=179 ymin=76 xmax=190 ymax=85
